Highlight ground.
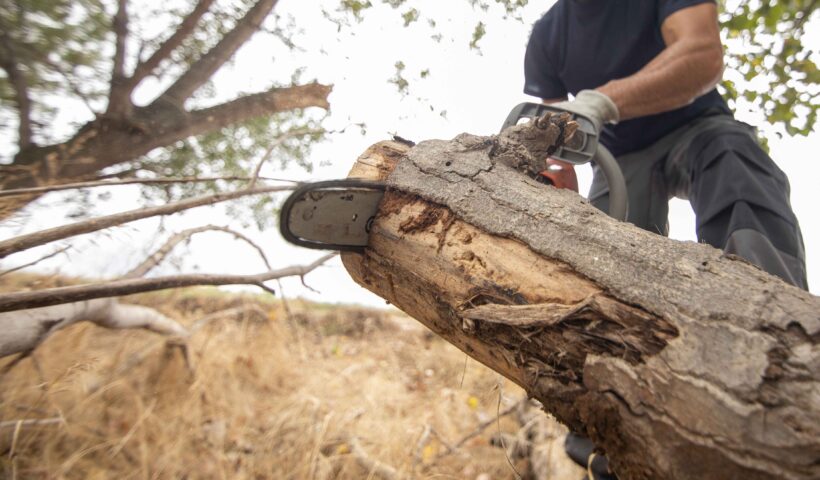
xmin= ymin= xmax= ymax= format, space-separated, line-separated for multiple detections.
xmin=0 ymin=275 xmax=583 ymax=479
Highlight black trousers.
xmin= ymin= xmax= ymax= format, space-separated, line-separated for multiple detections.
xmin=589 ymin=112 xmax=807 ymax=290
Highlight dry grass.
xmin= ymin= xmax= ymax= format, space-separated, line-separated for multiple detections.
xmin=0 ymin=279 xmax=581 ymax=479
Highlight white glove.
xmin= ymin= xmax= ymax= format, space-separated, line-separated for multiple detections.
xmin=552 ymin=90 xmax=620 ymax=133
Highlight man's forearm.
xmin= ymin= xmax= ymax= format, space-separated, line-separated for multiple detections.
xmin=595 ymin=3 xmax=724 ymax=121
xmin=598 ymin=37 xmax=723 ymax=120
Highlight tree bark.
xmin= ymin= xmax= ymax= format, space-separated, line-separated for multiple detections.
xmin=340 ymin=137 xmax=820 ymax=480
xmin=0 ymin=83 xmax=330 ymax=193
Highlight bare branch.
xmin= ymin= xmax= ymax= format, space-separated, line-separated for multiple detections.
xmin=183 ymin=82 xmax=331 ymax=138
xmin=155 ymin=0 xmax=279 ymax=107
xmin=125 ymin=224 xmax=272 ymax=278
xmin=107 ymin=0 xmax=132 ymax=117
xmin=0 ymin=253 xmax=336 ymax=313
xmin=248 ymin=127 xmax=324 ymax=189
xmin=128 ymin=0 xmax=215 ymax=88
xmin=0 ymin=175 xmax=297 ymax=198
xmin=0 ymin=246 xmax=71 ymax=278
xmin=0 ymin=184 xmax=291 ymax=259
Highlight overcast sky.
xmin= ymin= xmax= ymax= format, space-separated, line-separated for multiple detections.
xmin=2 ymin=0 xmax=818 ymax=306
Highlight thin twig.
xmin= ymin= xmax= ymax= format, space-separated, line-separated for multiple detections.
xmin=432 ymin=397 xmax=525 ymax=462
xmin=124 ymin=225 xmax=272 ymax=278
xmin=0 ymin=418 xmax=62 ymax=429
xmin=0 ymin=184 xmax=292 ymax=259
xmin=497 ymin=389 xmax=523 ymax=479
xmin=0 ymin=253 xmax=336 ymax=313
xmin=248 ymin=127 xmax=325 ymax=189
xmin=0 ymin=246 xmax=71 ymax=278
xmin=0 ymin=175 xmax=297 ymax=198
xmin=189 ymin=304 xmax=269 ymax=332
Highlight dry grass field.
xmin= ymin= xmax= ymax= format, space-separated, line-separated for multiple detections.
xmin=0 ymin=275 xmax=582 ymax=479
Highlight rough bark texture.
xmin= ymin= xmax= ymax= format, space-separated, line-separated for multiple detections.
xmin=340 ymin=137 xmax=820 ymax=480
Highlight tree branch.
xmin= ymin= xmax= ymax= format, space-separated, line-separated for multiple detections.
xmin=0 ymin=175 xmax=296 ymax=198
xmin=124 ymin=224 xmax=272 ymax=278
xmin=0 ymin=184 xmax=291 ymax=259
xmin=106 ymin=0 xmax=132 ymax=117
xmin=183 ymin=82 xmax=332 ymax=138
xmin=0 ymin=253 xmax=336 ymax=313
xmin=154 ymin=0 xmax=279 ymax=108
xmin=0 ymin=38 xmax=33 ymax=149
xmin=248 ymin=126 xmax=325 ymax=188
xmin=128 ymin=0 xmax=215 ymax=89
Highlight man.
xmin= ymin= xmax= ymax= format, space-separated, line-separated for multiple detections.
xmin=523 ymin=0 xmax=808 ymax=478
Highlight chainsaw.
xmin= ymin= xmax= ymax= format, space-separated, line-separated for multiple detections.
xmin=279 ymin=103 xmax=628 ymax=252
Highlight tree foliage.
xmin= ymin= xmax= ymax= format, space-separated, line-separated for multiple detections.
xmin=720 ymin=0 xmax=818 ymax=136
xmin=338 ymin=0 xmax=818 ymax=136
xmin=0 ymin=0 xmax=331 ymax=221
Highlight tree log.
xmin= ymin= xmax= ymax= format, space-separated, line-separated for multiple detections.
xmin=340 ymin=137 xmax=819 ymax=480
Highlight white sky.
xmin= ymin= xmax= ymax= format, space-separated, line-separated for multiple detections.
xmin=2 ymin=0 xmax=818 ymax=307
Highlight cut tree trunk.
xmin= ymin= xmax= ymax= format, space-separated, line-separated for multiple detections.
xmin=340 ymin=136 xmax=820 ymax=480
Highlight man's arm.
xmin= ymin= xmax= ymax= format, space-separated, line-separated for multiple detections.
xmin=596 ymin=3 xmax=724 ymax=121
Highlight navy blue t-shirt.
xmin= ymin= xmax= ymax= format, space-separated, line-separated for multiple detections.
xmin=524 ymin=0 xmax=730 ymax=156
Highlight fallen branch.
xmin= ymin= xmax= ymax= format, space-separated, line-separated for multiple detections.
xmin=0 ymin=253 xmax=336 ymax=313
xmin=0 ymin=298 xmax=188 ymax=357
xmin=341 ymin=139 xmax=820 ymax=479
xmin=85 ymin=304 xmax=272 ymax=393
xmin=0 ymin=184 xmax=291 ymax=259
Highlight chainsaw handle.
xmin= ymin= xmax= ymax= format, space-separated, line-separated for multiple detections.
xmin=593 ymin=144 xmax=628 ymax=222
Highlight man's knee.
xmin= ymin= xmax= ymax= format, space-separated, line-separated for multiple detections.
xmin=689 ymin=131 xmax=793 ymax=223
xmin=688 ymin=133 xmax=807 ymax=289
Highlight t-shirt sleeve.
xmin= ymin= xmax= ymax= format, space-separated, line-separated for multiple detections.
xmin=658 ymin=0 xmax=716 ymax=24
xmin=523 ymin=22 xmax=567 ymax=100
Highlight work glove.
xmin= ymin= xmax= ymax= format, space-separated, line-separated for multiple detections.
xmin=552 ymin=89 xmax=619 ymax=134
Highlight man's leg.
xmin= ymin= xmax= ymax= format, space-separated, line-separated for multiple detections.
xmin=589 ymin=144 xmax=670 ymax=235
xmin=688 ymin=128 xmax=807 ymax=289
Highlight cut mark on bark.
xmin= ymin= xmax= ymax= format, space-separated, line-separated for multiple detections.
xmin=381 ymin=190 xmax=457 ymax=252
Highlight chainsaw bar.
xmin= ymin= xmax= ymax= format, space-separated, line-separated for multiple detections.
xmin=279 ymin=179 xmax=386 ymax=252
